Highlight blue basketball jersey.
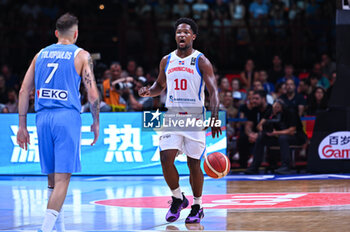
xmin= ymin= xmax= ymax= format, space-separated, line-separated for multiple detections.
xmin=35 ymin=44 xmax=82 ymax=112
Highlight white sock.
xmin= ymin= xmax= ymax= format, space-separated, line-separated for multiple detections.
xmin=41 ymin=209 xmax=59 ymax=232
xmin=171 ymin=187 xmax=183 ymax=200
xmin=193 ymin=196 xmax=202 ymax=208
xmin=47 ymin=187 xmax=65 ymax=232
xmin=55 ymin=208 xmax=65 ymax=232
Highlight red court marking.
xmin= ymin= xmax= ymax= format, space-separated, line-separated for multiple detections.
xmin=93 ymin=193 xmax=350 ymax=209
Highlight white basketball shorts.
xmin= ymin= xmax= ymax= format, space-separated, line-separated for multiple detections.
xmin=159 ymin=130 xmax=207 ymax=160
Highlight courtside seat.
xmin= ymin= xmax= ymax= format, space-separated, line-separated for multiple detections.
xmin=268 ymin=145 xmax=306 ymax=173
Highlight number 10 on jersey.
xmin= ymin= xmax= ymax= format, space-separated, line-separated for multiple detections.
xmin=174 ymin=79 xmax=187 ymax=90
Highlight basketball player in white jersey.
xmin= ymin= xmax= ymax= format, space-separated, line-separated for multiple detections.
xmin=17 ymin=13 xmax=100 ymax=232
xmin=139 ymin=18 xmax=221 ymax=223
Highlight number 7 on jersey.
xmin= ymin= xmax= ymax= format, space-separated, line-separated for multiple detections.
xmin=45 ymin=63 xmax=59 ymax=83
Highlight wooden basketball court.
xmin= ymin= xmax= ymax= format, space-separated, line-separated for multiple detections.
xmin=1 ymin=175 xmax=349 ymax=231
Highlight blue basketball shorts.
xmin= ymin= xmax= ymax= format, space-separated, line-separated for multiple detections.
xmin=36 ymin=108 xmax=82 ymax=174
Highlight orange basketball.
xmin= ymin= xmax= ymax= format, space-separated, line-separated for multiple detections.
xmin=203 ymin=152 xmax=231 ymax=179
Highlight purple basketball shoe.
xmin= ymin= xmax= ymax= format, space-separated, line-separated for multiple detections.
xmin=165 ymin=194 xmax=189 ymax=222
xmin=185 ymin=204 xmax=204 ymax=223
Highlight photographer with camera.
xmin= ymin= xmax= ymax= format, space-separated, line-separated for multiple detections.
xmin=245 ymin=98 xmax=307 ymax=175
xmin=102 ymin=62 xmax=127 ymax=112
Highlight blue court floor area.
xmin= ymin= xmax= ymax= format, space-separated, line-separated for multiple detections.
xmin=1 ymin=175 xmax=230 ymax=231
xmin=1 ymin=174 xmax=350 ymax=231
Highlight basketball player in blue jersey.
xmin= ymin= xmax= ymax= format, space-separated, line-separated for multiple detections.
xmin=16 ymin=13 xmax=100 ymax=232
xmin=139 ymin=18 xmax=221 ymax=223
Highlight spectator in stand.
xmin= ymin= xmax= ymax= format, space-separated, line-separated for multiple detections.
xmin=5 ymin=89 xmax=18 ymax=113
xmin=320 ymin=53 xmax=336 ymax=79
xmin=245 ymin=98 xmax=307 ymax=174
xmin=218 ymin=77 xmax=231 ymax=103
xmin=218 ymin=77 xmax=230 ymax=92
xmin=308 ymin=74 xmax=319 ymax=93
xmin=288 ymin=2 xmax=301 ymax=21
xmin=306 ymin=86 xmax=328 ymax=116
xmin=238 ymin=89 xmax=255 ymax=121
xmin=154 ymin=0 xmax=171 ymax=23
xmin=229 ymin=0 xmax=245 ymax=26
xmin=213 ymin=9 xmax=232 ymax=36
xmin=192 ymin=0 xmax=209 ymax=20
xmin=212 ymin=0 xmax=229 ymax=19
xmin=229 ymin=0 xmax=250 ymax=45
xmin=240 ymin=59 xmax=259 ymax=89
xmin=252 ymin=80 xmax=274 ymax=105
xmin=269 ymin=0 xmax=287 ymax=37
xmin=219 ymin=91 xmax=238 ymax=119
xmin=231 ymin=78 xmax=246 ymax=101
xmin=281 ymin=79 xmax=306 ymax=116
xmin=0 ymin=75 xmax=8 ymax=103
xmin=268 ymin=55 xmax=285 ymax=84
xmin=220 ymin=91 xmax=237 ymax=163
xmin=249 ymin=0 xmax=269 ymax=38
xmin=0 ymin=104 xmax=9 ymax=113
xmin=298 ymin=79 xmax=311 ymax=102
xmin=258 ymin=70 xmax=275 ymax=94
xmin=102 ymin=69 xmax=112 ymax=81
xmin=135 ymin=66 xmax=144 ymax=79
xmin=249 ymin=0 xmax=269 ymax=20
xmin=277 ymin=64 xmax=299 ymax=87
xmin=1 ymin=64 xmax=19 ymax=91
xmin=310 ymin=62 xmax=330 ymax=89
xmin=122 ymin=59 xmax=137 ymax=78
xmin=102 ymin=62 xmax=127 ymax=112
xmin=238 ymin=89 xmax=254 ymax=129
xmin=327 ymin=71 xmax=336 ymax=101
xmin=173 ymin=0 xmax=191 ymax=18
xmin=237 ymin=90 xmax=272 ymax=168
xmin=274 ymin=82 xmax=287 ymax=100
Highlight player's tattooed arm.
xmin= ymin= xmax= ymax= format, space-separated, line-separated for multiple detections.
xmin=83 ymin=55 xmax=94 ymax=88
xmin=79 ymin=51 xmax=100 ymax=145
xmin=82 ymin=53 xmax=100 ymax=123
xmin=90 ymin=98 xmax=100 ymax=123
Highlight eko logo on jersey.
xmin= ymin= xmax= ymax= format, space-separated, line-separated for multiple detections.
xmin=37 ymin=88 xmax=68 ymax=101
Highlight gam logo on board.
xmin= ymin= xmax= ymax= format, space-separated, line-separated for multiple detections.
xmin=318 ymin=131 xmax=350 ymax=159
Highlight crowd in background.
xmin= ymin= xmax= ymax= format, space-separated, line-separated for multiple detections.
xmin=0 ymin=0 xmax=336 ymax=169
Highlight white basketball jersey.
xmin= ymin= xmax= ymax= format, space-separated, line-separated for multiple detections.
xmin=165 ymin=50 xmax=205 ymax=114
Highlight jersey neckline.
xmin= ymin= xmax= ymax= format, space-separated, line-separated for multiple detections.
xmin=172 ymin=49 xmax=197 ymax=60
